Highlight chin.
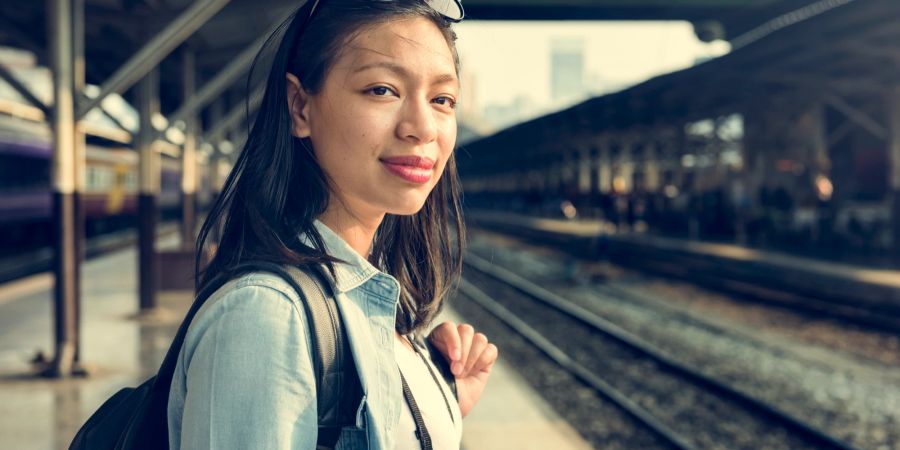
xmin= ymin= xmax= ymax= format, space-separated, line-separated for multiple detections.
xmin=389 ymin=204 xmax=428 ymax=216
xmin=386 ymin=197 xmax=430 ymax=216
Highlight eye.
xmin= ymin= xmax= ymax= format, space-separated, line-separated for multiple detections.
xmin=433 ymin=96 xmax=457 ymax=109
xmin=367 ymin=86 xmax=397 ymax=97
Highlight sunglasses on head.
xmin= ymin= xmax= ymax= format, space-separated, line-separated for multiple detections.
xmin=305 ymin=0 xmax=465 ymax=25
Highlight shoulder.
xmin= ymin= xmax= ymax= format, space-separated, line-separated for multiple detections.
xmin=182 ymin=270 xmax=328 ymax=356
xmin=204 ymin=269 xmax=326 ymax=317
xmin=169 ymin=273 xmax=323 ymax=449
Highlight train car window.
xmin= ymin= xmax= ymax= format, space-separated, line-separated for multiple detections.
xmin=0 ymin=152 xmax=50 ymax=191
xmin=86 ymin=165 xmax=115 ymax=193
xmin=124 ymin=171 xmax=138 ymax=191
xmin=86 ymin=166 xmax=96 ymax=190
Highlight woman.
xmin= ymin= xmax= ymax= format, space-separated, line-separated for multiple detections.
xmin=167 ymin=1 xmax=497 ymax=449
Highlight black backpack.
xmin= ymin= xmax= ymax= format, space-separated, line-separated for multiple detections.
xmin=68 ymin=261 xmax=364 ymax=450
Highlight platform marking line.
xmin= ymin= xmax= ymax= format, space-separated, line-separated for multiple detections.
xmin=0 ymin=273 xmax=53 ymax=306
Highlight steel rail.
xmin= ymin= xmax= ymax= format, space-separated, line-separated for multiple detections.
xmin=463 ymin=251 xmax=861 ymax=450
xmin=610 ymin=244 xmax=900 ymax=334
xmin=456 ymin=278 xmax=698 ymax=450
xmin=471 ymin=218 xmax=900 ymax=335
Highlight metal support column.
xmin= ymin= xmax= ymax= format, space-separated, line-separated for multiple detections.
xmin=557 ymin=152 xmax=568 ymax=196
xmin=589 ymin=146 xmax=600 ymax=217
xmin=599 ymin=142 xmax=612 ymax=194
xmin=138 ymin=68 xmax=160 ymax=311
xmin=619 ymin=139 xmax=635 ymax=194
xmin=208 ymin=98 xmax=226 ymax=198
xmin=206 ymin=98 xmax=226 ymax=250
xmin=645 ymin=141 xmax=660 ymax=192
xmin=181 ymin=50 xmax=198 ymax=249
xmin=71 ymin=0 xmax=87 ymax=368
xmin=809 ymin=103 xmax=832 ymax=245
xmin=888 ymin=87 xmax=900 ymax=253
xmin=546 ymin=158 xmax=559 ymax=198
xmin=577 ymin=147 xmax=591 ymax=194
xmin=47 ymin=0 xmax=77 ymax=378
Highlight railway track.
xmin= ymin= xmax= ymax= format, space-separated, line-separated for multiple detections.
xmin=608 ymin=245 xmax=900 ymax=334
xmin=460 ymin=251 xmax=861 ymax=450
xmin=0 ymin=223 xmax=179 ymax=284
xmin=468 ymin=219 xmax=900 ymax=334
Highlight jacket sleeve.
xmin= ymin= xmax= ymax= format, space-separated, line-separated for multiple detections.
xmin=175 ymin=283 xmax=319 ymax=450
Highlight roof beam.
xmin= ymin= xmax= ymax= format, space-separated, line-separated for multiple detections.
xmin=76 ymin=0 xmax=231 ymax=119
xmin=0 ymin=63 xmax=50 ymax=116
xmin=202 ymin=85 xmax=264 ymax=144
xmin=166 ymin=32 xmax=267 ymax=127
xmin=758 ymin=19 xmax=899 ymax=76
xmin=752 ymin=71 xmax=888 ymax=96
xmin=825 ymin=94 xmax=888 ymax=141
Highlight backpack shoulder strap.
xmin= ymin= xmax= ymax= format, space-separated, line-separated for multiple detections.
xmin=248 ymin=262 xmax=363 ymax=449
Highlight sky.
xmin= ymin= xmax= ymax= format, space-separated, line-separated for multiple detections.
xmin=452 ymin=21 xmax=731 ymax=129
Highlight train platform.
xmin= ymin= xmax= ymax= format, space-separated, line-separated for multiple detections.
xmin=468 ymin=209 xmax=900 ymax=330
xmin=0 ymin=240 xmax=590 ymax=450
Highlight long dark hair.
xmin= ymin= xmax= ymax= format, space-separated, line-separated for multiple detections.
xmin=195 ymin=0 xmax=465 ymax=334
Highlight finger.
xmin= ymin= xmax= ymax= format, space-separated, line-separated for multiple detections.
xmin=472 ymin=343 xmax=498 ymax=376
xmin=428 ymin=321 xmax=461 ymax=361
xmin=463 ymin=332 xmax=489 ymax=375
xmin=455 ymin=323 xmax=475 ymax=376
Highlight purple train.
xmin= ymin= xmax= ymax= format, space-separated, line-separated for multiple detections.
xmin=0 ymin=112 xmax=210 ymax=249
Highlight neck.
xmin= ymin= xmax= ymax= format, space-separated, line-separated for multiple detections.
xmin=318 ymin=202 xmax=384 ymax=259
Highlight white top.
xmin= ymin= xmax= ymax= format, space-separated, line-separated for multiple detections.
xmin=394 ymin=334 xmax=463 ymax=450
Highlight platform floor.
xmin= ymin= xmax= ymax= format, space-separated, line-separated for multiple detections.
xmin=0 ymin=240 xmax=590 ymax=450
xmin=470 ymin=209 xmax=900 ymax=290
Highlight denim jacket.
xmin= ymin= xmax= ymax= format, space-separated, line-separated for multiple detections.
xmin=168 ymin=220 xmax=403 ymax=449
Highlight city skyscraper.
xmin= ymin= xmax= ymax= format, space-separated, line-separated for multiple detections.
xmin=550 ymin=37 xmax=585 ymax=105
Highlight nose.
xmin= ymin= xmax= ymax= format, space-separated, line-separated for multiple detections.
xmin=396 ymin=95 xmax=438 ymax=144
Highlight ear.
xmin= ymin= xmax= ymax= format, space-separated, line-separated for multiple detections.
xmin=285 ymin=73 xmax=312 ymax=138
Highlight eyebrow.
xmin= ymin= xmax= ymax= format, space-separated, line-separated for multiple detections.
xmin=352 ymin=61 xmax=458 ymax=86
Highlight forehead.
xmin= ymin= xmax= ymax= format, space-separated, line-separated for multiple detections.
xmin=334 ymin=17 xmax=457 ymax=79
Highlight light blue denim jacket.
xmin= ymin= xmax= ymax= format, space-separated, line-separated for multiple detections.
xmin=168 ymin=220 xmax=403 ymax=449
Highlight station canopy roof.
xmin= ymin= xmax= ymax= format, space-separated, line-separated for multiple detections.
xmin=456 ymin=0 xmax=900 ymax=174
xmin=0 ymin=0 xmax=838 ymax=120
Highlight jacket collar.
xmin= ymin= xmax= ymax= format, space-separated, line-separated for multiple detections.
xmin=303 ymin=219 xmax=382 ymax=294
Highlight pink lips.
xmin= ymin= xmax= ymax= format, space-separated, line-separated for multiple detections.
xmin=380 ymin=155 xmax=435 ymax=184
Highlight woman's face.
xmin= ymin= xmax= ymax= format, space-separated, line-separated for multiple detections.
xmin=287 ymin=16 xmax=459 ymax=222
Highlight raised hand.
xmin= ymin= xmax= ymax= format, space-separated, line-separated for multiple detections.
xmin=428 ymin=322 xmax=499 ymax=418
